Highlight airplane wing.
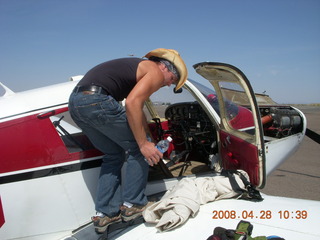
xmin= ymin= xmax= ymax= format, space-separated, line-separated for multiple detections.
xmin=70 ymin=193 xmax=320 ymax=240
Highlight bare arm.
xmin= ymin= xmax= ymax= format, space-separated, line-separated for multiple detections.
xmin=125 ymin=61 xmax=164 ymax=166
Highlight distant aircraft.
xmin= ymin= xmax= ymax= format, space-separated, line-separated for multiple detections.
xmin=1 ymin=62 xmax=319 ymax=240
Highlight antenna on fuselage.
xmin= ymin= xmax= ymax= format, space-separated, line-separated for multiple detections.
xmin=69 ymin=75 xmax=84 ymax=81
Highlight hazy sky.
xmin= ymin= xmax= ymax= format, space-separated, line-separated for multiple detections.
xmin=0 ymin=0 xmax=319 ymax=103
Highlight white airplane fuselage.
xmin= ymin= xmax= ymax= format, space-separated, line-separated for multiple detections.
xmin=0 ymin=68 xmax=314 ymax=240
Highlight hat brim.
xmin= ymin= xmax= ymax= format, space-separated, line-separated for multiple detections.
xmin=145 ymin=48 xmax=187 ymax=90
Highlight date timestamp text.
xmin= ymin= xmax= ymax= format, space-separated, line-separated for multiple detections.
xmin=212 ymin=210 xmax=308 ymax=220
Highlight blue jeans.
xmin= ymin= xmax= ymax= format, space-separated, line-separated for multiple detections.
xmin=68 ymin=91 xmax=149 ymax=217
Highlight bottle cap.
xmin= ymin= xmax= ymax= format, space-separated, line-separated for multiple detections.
xmin=167 ymin=136 xmax=173 ymax=142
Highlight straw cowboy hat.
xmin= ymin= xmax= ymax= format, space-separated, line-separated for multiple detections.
xmin=145 ymin=48 xmax=188 ymax=90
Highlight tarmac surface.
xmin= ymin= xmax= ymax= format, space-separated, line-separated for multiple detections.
xmin=262 ymin=106 xmax=320 ymax=201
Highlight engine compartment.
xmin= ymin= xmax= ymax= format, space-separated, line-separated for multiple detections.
xmin=260 ymin=106 xmax=303 ymax=139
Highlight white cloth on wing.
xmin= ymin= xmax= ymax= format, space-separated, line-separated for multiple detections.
xmin=143 ymin=172 xmax=249 ymax=232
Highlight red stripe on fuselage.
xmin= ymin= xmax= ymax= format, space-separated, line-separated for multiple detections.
xmin=0 ymin=109 xmax=101 ymax=174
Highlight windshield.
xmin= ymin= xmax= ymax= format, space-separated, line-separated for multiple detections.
xmin=147 ymin=78 xmax=254 ymax=131
xmin=188 ymin=79 xmax=254 ymax=131
xmin=188 ymin=79 xmax=239 ymax=119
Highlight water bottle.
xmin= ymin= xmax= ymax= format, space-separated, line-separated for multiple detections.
xmin=144 ymin=136 xmax=173 ymax=165
xmin=156 ymin=136 xmax=173 ymax=153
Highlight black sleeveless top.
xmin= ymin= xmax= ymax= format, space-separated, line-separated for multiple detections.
xmin=78 ymin=58 xmax=144 ymax=101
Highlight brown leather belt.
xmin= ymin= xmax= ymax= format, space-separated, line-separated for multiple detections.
xmin=73 ymin=85 xmax=109 ymax=95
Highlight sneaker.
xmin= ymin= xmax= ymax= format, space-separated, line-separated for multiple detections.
xmin=91 ymin=213 xmax=122 ymax=233
xmin=120 ymin=202 xmax=153 ymax=222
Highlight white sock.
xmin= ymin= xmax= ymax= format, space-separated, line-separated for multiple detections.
xmin=123 ymin=201 xmax=133 ymax=208
xmin=95 ymin=212 xmax=105 ymax=217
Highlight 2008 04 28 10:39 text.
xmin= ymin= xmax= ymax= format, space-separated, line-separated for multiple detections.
xmin=212 ymin=210 xmax=308 ymax=220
